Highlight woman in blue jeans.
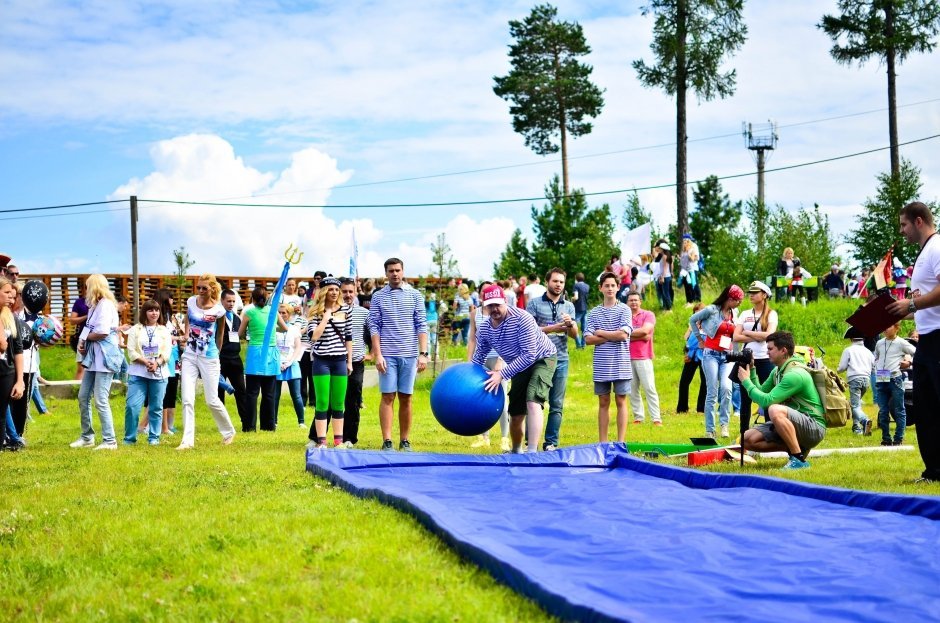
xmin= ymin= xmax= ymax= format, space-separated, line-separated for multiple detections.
xmin=72 ymin=274 xmax=122 ymax=450
xmin=123 ymin=299 xmax=172 ymax=445
xmin=689 ymin=285 xmax=744 ymax=438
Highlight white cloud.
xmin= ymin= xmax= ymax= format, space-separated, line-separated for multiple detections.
xmin=107 ymin=134 xmax=515 ymax=280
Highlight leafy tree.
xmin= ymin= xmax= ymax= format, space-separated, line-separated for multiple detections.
xmin=494 ymin=175 xmax=617 ymax=281
xmin=622 ymin=190 xmax=652 ymax=231
xmin=633 ymin=0 xmax=747 ymax=237
xmin=689 ymin=175 xmax=742 ymax=261
xmin=530 ymin=176 xmax=618 ymax=278
xmin=493 ymin=3 xmax=605 ymax=197
xmin=819 ymin=1 xmax=940 ymax=178
xmin=171 ymin=246 xmax=195 ymax=312
xmin=766 ymin=204 xmax=840 ymax=278
xmin=494 ymin=229 xmax=535 ymax=279
xmin=430 ymin=233 xmax=460 ymax=283
xmin=850 ymin=159 xmax=938 ymax=268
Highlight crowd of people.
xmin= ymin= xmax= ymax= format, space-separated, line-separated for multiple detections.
xmin=3 ymin=201 xmax=939 ymax=484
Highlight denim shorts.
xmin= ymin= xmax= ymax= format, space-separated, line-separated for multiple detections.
xmin=594 ymin=380 xmax=631 ymax=396
xmin=379 ymin=356 xmax=418 ymax=395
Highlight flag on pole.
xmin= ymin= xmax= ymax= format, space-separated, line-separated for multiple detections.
xmin=621 ymin=223 xmax=651 ymax=260
xmin=872 ymin=247 xmax=894 ymax=291
xmin=349 ymin=228 xmax=359 ymax=278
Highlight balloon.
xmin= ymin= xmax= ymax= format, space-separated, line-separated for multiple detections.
xmin=32 ymin=316 xmax=64 ymax=346
xmin=22 ymin=280 xmax=48 ymax=314
xmin=430 ymin=363 xmax=505 ymax=436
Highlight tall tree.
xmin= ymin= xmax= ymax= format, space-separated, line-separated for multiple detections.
xmin=689 ymin=175 xmax=742 ymax=261
xmin=819 ymin=1 xmax=940 ymax=179
xmin=850 ymin=158 xmax=938 ymax=268
xmin=632 ymin=0 xmax=747 ymax=236
xmin=494 ymin=175 xmax=617 ymax=280
xmin=171 ymin=246 xmax=196 ymax=312
xmin=493 ymin=3 xmax=605 ymax=197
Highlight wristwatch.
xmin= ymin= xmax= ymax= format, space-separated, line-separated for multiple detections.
xmin=908 ymin=299 xmax=917 ymax=314
xmin=621 ymin=326 xmax=630 ymax=333
xmin=419 ymin=351 xmax=429 ymax=357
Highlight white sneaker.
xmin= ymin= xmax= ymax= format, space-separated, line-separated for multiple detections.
xmin=543 ymin=443 xmax=557 ymax=452
xmin=500 ymin=437 xmax=511 ymax=452
xmin=93 ymin=442 xmax=118 ymax=451
xmin=69 ymin=438 xmax=94 ymax=448
xmin=342 ymin=440 xmax=355 ymax=449
xmin=298 ymin=423 xmax=307 ymax=429
xmin=720 ymin=425 xmax=730 ymax=438
xmin=305 ymin=440 xmax=318 ymax=450
xmin=470 ymin=435 xmax=491 ymax=448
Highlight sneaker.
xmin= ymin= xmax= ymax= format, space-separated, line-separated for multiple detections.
xmin=93 ymin=442 xmax=118 ymax=451
xmin=148 ymin=440 xmax=160 ymax=446
xmin=543 ymin=443 xmax=556 ymax=452
xmin=704 ymin=431 xmax=716 ymax=440
xmin=316 ymin=442 xmax=328 ymax=450
xmin=164 ymin=429 xmax=176 ymax=436
xmin=914 ymin=477 xmax=937 ymax=484
xmin=733 ymin=411 xmax=740 ymax=419
xmin=333 ymin=442 xmax=348 ymax=450
xmin=381 ymin=439 xmax=395 ymax=452
xmin=221 ymin=433 xmax=235 ymax=446
xmin=69 ymin=438 xmax=95 ymax=448
xmin=298 ymin=423 xmax=306 ymax=429
xmin=510 ymin=446 xmax=526 ymax=454
xmin=893 ymin=439 xmax=904 ymax=446
xmin=305 ymin=440 xmax=318 ymax=450
xmin=500 ymin=437 xmax=511 ymax=452
xmin=863 ymin=420 xmax=873 ymax=436
xmin=399 ymin=440 xmax=413 ymax=452
xmin=341 ymin=440 xmax=355 ymax=449
xmin=720 ymin=425 xmax=730 ymax=438
xmin=781 ymin=456 xmax=810 ymax=470
xmin=880 ymin=440 xmax=893 ymax=446
xmin=470 ymin=435 xmax=490 ymax=448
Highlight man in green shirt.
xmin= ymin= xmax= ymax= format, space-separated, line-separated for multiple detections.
xmin=737 ymin=331 xmax=826 ymax=470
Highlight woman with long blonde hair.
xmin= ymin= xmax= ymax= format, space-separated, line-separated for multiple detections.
xmin=0 ymin=277 xmax=24 ymax=451
xmin=177 ymin=274 xmax=236 ymax=450
xmin=71 ymin=274 xmax=120 ymax=450
xmin=306 ymin=278 xmax=352 ymax=449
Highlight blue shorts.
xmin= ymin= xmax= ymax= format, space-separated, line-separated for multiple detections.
xmin=379 ymin=356 xmax=418 ymax=395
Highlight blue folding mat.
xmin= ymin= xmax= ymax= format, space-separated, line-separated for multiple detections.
xmin=306 ymin=443 xmax=940 ymax=623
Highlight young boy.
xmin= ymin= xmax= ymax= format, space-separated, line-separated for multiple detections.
xmin=874 ymin=322 xmax=917 ymax=445
xmin=837 ymin=328 xmax=874 ymax=435
xmin=584 ymin=272 xmax=633 ymax=443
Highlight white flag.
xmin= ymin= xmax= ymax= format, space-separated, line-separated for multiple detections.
xmin=621 ymin=223 xmax=651 ymax=260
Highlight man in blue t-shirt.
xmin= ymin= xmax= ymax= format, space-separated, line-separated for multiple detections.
xmin=572 ymin=272 xmax=590 ymax=350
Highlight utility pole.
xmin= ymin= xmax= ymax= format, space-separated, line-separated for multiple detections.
xmin=130 ymin=195 xmax=139 ymax=320
xmin=742 ymin=120 xmax=778 ymax=207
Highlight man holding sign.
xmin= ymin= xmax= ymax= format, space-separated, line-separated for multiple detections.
xmin=887 ymin=201 xmax=940 ymax=483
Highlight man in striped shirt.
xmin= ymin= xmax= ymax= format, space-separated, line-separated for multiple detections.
xmin=341 ymin=278 xmax=370 ymax=447
xmin=368 ymin=258 xmax=429 ymax=452
xmin=472 ymin=283 xmax=557 ymax=453
xmin=585 ymin=272 xmax=633 ymax=443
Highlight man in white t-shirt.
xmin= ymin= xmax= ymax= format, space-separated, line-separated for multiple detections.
xmin=524 ymin=275 xmax=547 ymax=302
xmin=887 ymin=201 xmax=940 ymax=483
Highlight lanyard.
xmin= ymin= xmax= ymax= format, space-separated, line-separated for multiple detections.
xmin=881 ymin=339 xmax=895 ymax=369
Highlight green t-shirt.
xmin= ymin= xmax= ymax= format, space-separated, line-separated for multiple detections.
xmin=245 ymin=305 xmax=274 ymax=346
xmin=742 ymin=356 xmax=826 ymax=428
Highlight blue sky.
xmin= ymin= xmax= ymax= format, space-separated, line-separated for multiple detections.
xmin=1 ymin=0 xmax=937 ymax=279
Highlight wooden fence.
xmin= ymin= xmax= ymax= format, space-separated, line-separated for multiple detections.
xmin=19 ymin=273 xmax=452 ymax=340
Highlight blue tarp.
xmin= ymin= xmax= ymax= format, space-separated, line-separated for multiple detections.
xmin=306 ymin=443 xmax=940 ymax=623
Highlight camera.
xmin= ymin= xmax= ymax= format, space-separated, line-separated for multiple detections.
xmin=726 ymin=348 xmax=753 ymax=367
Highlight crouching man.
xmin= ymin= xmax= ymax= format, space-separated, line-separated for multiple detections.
xmin=737 ymin=331 xmax=826 ymax=470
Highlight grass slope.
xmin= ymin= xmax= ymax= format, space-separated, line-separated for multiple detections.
xmin=2 ymin=297 xmax=934 ymax=621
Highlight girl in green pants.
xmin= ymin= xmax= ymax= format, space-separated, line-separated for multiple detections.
xmin=306 ymin=278 xmax=353 ymax=449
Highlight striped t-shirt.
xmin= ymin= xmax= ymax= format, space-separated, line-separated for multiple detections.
xmin=309 ymin=304 xmax=353 ymax=358
xmin=368 ymin=285 xmax=428 ymax=358
xmin=471 ymin=306 xmax=556 ymax=380
xmin=585 ymin=303 xmax=633 ymax=382
xmin=347 ymin=305 xmax=370 ymax=363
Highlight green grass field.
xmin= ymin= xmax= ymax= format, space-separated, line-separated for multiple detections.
xmin=2 ymin=297 xmax=935 ymax=621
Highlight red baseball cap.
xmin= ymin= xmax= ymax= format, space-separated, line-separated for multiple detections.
xmin=481 ymin=284 xmax=506 ymax=306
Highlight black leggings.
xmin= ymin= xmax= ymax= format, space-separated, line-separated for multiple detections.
xmin=300 ymin=350 xmax=316 ymax=406
xmin=10 ymin=372 xmax=33 ymax=436
xmin=163 ymin=375 xmax=179 ymax=409
xmin=739 ymin=358 xmax=775 ymax=425
xmin=0 ymin=372 xmax=16 ymax=443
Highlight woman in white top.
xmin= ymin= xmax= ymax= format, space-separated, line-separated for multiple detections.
xmin=275 ymin=304 xmax=306 ymax=427
xmin=733 ymin=281 xmax=779 ymax=422
xmin=177 ymin=274 xmax=236 ymax=450
xmin=71 ymin=274 xmax=121 ymax=450
xmin=122 ymin=299 xmax=172 ymax=446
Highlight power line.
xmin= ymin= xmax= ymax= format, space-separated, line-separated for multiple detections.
xmin=0 ymin=199 xmax=124 ymax=216
xmin=210 ymin=95 xmax=940 ymax=200
xmin=0 ymin=207 xmax=126 ymax=222
xmin=137 ymin=133 xmax=940 ymax=210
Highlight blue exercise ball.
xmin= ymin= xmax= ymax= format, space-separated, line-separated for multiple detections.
xmin=430 ymin=362 xmax=505 ymax=436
